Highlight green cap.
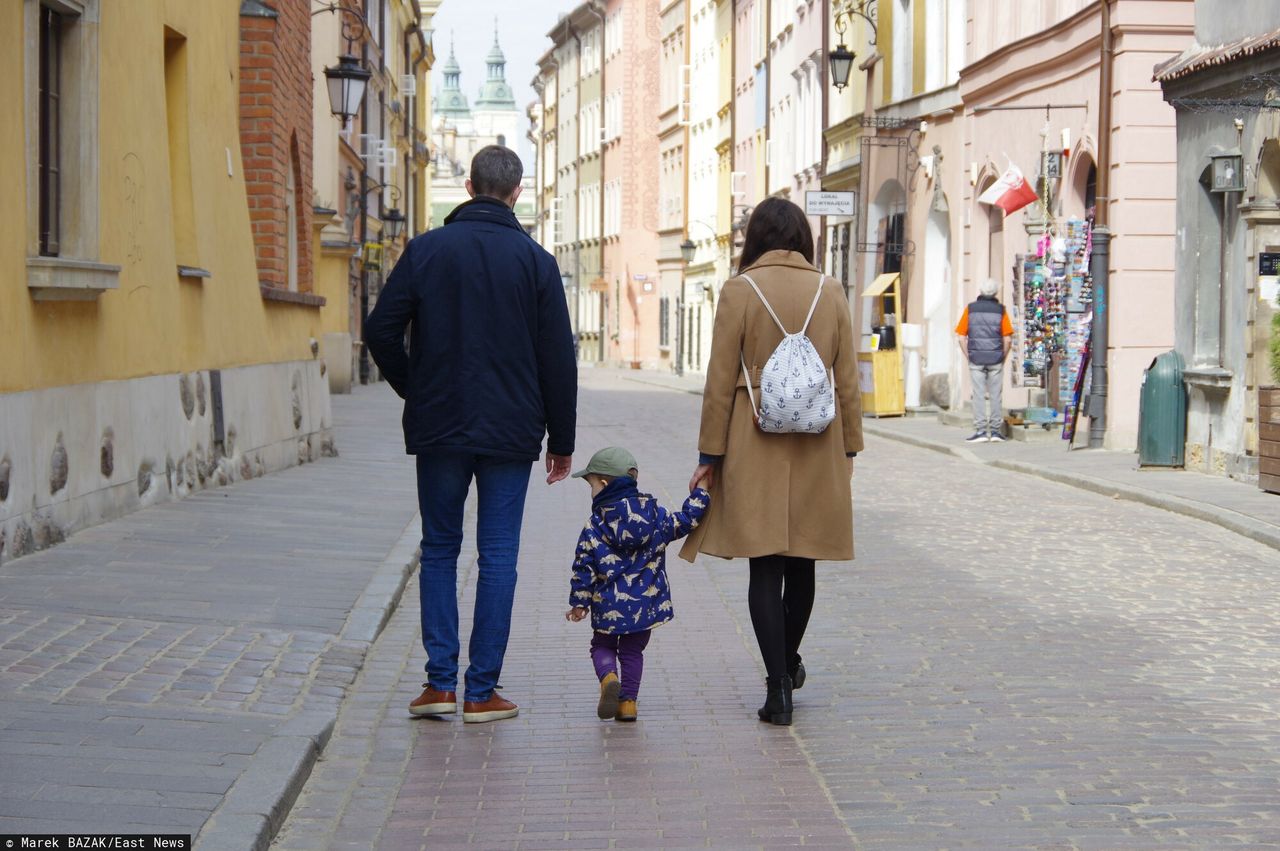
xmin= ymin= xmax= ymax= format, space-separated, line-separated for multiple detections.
xmin=571 ymin=446 xmax=639 ymax=479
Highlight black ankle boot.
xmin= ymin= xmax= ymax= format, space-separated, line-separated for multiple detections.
xmin=789 ymin=659 xmax=806 ymax=690
xmin=757 ymin=675 xmax=793 ymax=725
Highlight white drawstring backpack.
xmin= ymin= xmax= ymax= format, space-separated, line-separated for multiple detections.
xmin=739 ymin=272 xmax=836 ymax=434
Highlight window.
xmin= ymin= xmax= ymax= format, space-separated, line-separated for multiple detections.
xmin=25 ymin=0 xmax=119 ymax=300
xmin=38 ymin=5 xmax=62 ymax=256
xmin=659 ymin=295 xmax=670 ymax=347
xmin=892 ymin=0 xmax=913 ymax=102
xmin=365 ymin=0 xmax=384 ymax=49
xmin=164 ymin=27 xmax=198 ymax=269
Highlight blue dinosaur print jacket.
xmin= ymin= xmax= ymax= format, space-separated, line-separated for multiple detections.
xmin=570 ymin=478 xmax=710 ymax=635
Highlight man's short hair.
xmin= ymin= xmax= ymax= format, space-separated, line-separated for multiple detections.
xmin=470 ymin=145 xmax=523 ymax=199
xmin=980 ymin=278 xmax=999 ymax=298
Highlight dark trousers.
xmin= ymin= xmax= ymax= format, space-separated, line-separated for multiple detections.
xmin=747 ymin=555 xmax=816 ymax=680
xmin=590 ymin=630 xmax=652 ymax=700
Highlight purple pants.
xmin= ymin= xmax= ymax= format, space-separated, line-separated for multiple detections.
xmin=590 ymin=630 xmax=651 ymax=700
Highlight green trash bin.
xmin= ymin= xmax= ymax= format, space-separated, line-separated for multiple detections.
xmin=1138 ymin=350 xmax=1186 ymax=467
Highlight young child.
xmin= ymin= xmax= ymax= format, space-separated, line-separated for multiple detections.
xmin=565 ymin=447 xmax=710 ymax=722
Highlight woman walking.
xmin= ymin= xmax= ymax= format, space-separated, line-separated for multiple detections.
xmin=680 ymin=197 xmax=863 ymax=726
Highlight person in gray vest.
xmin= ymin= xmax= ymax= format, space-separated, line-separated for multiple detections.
xmin=955 ymin=278 xmax=1014 ymax=443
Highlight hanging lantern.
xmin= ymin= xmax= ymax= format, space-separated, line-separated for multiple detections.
xmin=829 ymin=43 xmax=856 ymax=91
xmin=382 ymin=207 xmax=407 ymax=241
xmin=680 ymin=239 xmax=696 ymax=264
xmin=324 ymin=54 xmax=371 ymax=127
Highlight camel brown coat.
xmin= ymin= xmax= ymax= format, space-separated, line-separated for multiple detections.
xmin=679 ymin=250 xmax=863 ymax=563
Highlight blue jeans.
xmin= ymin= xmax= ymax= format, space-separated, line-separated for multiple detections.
xmin=415 ymin=452 xmax=532 ymax=702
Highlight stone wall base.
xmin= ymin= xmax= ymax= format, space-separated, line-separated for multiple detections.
xmin=0 ymin=360 xmax=334 ymax=565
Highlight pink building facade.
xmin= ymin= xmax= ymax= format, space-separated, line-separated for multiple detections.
xmin=602 ymin=0 xmax=663 ymax=368
xmin=957 ymin=0 xmax=1193 ymax=450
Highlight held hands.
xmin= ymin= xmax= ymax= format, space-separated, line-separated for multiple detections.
xmin=689 ymin=463 xmax=715 ymax=493
xmin=565 ymin=606 xmax=589 ymax=622
xmin=546 ymin=453 xmax=572 ymax=485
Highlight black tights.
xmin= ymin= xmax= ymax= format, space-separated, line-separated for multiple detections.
xmin=747 ymin=555 xmax=816 ymax=680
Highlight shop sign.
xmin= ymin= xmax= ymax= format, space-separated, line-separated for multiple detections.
xmin=805 ymin=191 xmax=856 ymax=216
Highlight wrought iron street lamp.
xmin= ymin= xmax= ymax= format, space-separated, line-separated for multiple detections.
xmin=679 ymin=239 xmax=696 ymax=264
xmin=829 ymin=44 xmax=856 ymax=91
xmin=324 ymin=55 xmax=371 ymax=128
xmin=313 ymin=2 xmax=371 ymax=128
xmin=829 ymin=0 xmax=878 ymax=91
xmin=379 ymin=185 xmax=407 ymax=241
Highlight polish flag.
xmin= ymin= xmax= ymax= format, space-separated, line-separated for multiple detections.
xmin=978 ymin=162 xmax=1038 ymax=215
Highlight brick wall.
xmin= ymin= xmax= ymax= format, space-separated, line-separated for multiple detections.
xmin=240 ymin=0 xmax=314 ymax=291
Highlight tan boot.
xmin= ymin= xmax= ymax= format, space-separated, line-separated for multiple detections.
xmin=597 ymin=672 xmax=620 ymax=720
xmin=615 ymin=699 xmax=637 ymax=722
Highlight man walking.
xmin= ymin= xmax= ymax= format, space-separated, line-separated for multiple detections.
xmin=365 ymin=145 xmax=577 ymax=723
xmin=955 ymin=278 xmax=1013 ymax=443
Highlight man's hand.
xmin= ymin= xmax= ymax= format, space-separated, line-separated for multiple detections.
xmin=565 ymin=606 xmax=589 ymax=622
xmin=847 ymin=456 xmax=854 ymax=479
xmin=689 ymin=463 xmax=715 ymax=493
xmin=546 ymin=453 xmax=572 ymax=485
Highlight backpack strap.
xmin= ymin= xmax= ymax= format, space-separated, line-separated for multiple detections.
xmin=799 ymin=273 xmax=826 ymax=336
xmin=739 ymin=273 xmax=789 ymax=336
xmin=740 ymin=352 xmax=760 ymax=424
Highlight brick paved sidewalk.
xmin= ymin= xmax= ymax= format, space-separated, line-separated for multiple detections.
xmin=0 ymin=383 xmax=419 ymax=846
xmin=277 ymin=373 xmax=858 ymax=850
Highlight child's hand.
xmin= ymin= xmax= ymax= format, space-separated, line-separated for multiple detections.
xmin=565 ymin=606 xmax=589 ymax=622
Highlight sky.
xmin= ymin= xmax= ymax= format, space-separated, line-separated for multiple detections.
xmin=428 ymin=0 xmax=580 ymax=164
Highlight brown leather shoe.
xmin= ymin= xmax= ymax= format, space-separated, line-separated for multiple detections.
xmin=463 ymin=693 xmax=519 ymax=723
xmin=409 ymin=684 xmax=456 ymax=716
xmin=615 ymin=699 xmax=637 ymax=722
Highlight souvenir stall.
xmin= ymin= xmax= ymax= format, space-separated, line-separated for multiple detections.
xmin=1010 ymin=213 xmax=1095 ymax=441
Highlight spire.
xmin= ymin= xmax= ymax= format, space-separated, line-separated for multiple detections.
xmin=436 ymin=29 xmax=471 ymax=117
xmin=476 ymin=24 xmax=516 ymax=110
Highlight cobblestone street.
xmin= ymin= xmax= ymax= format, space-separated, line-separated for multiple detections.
xmin=276 ymin=370 xmax=1280 ymax=849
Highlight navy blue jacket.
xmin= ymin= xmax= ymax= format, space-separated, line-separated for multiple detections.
xmin=364 ymin=197 xmax=577 ymax=460
xmin=570 ymin=478 xmax=710 ymax=635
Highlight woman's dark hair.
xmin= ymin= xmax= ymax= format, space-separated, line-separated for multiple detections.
xmin=738 ymin=197 xmax=815 ymax=270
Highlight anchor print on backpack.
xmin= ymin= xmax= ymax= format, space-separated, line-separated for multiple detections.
xmin=739 ymin=272 xmax=837 ymax=435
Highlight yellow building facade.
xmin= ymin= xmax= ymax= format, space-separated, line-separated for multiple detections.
xmin=1 ymin=0 xmax=334 ymax=563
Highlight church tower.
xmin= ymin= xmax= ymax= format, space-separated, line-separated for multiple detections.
xmin=471 ymin=22 xmax=520 ymax=147
xmin=433 ymin=36 xmax=473 ymax=133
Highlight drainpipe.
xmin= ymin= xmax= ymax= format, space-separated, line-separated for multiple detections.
xmin=764 ymin=0 xmax=771 ymax=192
xmin=819 ymin=0 xmax=830 ymax=266
xmin=1088 ymin=0 xmax=1113 ymax=448
xmin=680 ymin=0 xmax=692 ymax=374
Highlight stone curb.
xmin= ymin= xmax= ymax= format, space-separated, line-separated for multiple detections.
xmin=618 ymin=372 xmax=1280 ymax=554
xmin=861 ymin=422 xmax=1280 ymax=554
xmin=195 ymin=515 xmax=422 ymax=851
